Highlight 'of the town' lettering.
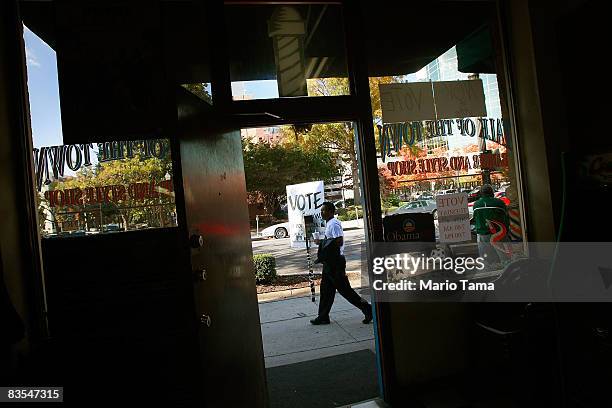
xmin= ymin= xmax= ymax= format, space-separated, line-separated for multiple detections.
xmin=33 ymin=139 xmax=170 ymax=191
xmin=377 ymin=117 xmax=507 ymax=162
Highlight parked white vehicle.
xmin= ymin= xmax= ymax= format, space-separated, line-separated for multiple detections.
xmin=259 ymin=217 xmax=363 ymax=239
xmin=260 ymin=222 xmax=290 ymax=239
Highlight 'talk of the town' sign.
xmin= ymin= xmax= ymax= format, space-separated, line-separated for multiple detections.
xmin=33 ymin=139 xmax=169 ymax=191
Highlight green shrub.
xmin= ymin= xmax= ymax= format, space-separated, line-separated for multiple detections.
xmin=253 ymin=254 xmax=277 ymax=284
xmin=382 ymin=194 xmax=401 ymax=208
xmin=337 ymin=213 xmax=353 ymax=221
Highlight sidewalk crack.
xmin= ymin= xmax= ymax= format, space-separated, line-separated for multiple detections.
xmin=333 ymin=319 xmax=359 ymax=342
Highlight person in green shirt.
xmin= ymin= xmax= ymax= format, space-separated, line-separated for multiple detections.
xmin=473 ymin=184 xmax=510 ymax=266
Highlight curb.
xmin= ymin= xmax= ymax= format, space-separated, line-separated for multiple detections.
xmin=257 ymin=286 xmax=316 ymax=303
xmin=257 ymin=275 xmax=364 ymax=303
xmin=251 ymin=235 xmax=269 ymax=241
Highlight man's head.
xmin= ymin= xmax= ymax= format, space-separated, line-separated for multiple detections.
xmin=481 ymin=184 xmax=494 ymax=197
xmin=320 ymin=201 xmax=335 ymax=221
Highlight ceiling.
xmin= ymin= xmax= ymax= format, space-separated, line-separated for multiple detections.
xmin=21 ymin=0 xmax=497 ymax=82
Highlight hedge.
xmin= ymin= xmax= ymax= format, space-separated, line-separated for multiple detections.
xmin=253 ymin=254 xmax=277 ymax=284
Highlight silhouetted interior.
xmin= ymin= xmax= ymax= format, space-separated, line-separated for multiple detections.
xmin=9 ymin=1 xmax=612 ymax=407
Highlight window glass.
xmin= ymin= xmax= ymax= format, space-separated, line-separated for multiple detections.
xmin=370 ymin=12 xmax=525 ymax=254
xmin=23 ymin=25 xmax=177 ymax=238
xmin=226 ymin=4 xmax=349 ymax=100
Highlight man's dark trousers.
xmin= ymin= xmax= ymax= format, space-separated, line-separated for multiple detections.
xmin=318 ymin=255 xmax=367 ymax=319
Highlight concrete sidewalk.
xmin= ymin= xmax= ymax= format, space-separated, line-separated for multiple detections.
xmin=258 ymin=287 xmax=375 ymax=368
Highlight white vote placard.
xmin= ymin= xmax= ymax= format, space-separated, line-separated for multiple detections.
xmin=432 ymin=80 xmax=487 ymax=119
xmin=286 ymin=181 xmax=325 ymax=248
xmin=379 ymin=82 xmax=436 ymax=123
xmin=436 ymin=192 xmax=471 ymax=243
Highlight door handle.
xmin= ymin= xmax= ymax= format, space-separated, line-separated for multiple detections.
xmin=200 ymin=314 xmax=212 ymax=327
xmin=193 ymin=269 xmax=207 ymax=282
xmin=190 ymin=234 xmax=204 ymax=248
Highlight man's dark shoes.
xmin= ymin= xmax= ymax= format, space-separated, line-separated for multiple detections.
xmin=310 ymin=316 xmax=330 ymax=325
xmin=362 ymin=306 xmax=373 ymax=324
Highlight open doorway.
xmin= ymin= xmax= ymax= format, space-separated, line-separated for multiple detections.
xmin=240 ymin=120 xmax=378 ymax=407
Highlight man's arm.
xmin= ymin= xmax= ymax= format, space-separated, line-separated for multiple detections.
xmin=317 ymin=235 xmax=342 ymax=247
xmin=333 ymin=236 xmax=343 ymax=247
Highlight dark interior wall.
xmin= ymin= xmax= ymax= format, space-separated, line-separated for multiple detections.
xmin=506 ymin=2 xmax=612 ymax=406
xmin=390 ymin=303 xmax=471 ymax=387
xmin=522 ymin=0 xmax=612 ymax=241
xmin=507 ymin=0 xmax=612 ymax=240
xmin=533 ymin=3 xmax=612 ymax=406
xmin=550 ymin=1 xmax=612 ymax=242
xmin=0 ymin=0 xmax=46 ymax=374
xmin=553 ymin=1 xmax=612 ymax=152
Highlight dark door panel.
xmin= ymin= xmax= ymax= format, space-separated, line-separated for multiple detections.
xmin=41 ymin=228 xmax=201 ymax=405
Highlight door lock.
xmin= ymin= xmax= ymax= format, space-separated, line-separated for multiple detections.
xmin=200 ymin=314 xmax=211 ymax=327
xmin=193 ymin=269 xmax=207 ymax=281
xmin=190 ymin=234 xmax=204 ymax=248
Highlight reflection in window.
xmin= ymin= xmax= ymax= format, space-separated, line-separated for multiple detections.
xmin=23 ymin=25 xmax=177 ymax=238
xmin=372 ymin=28 xmax=525 ymax=246
xmin=35 ymin=139 xmax=177 ymax=237
xmin=226 ymin=4 xmax=349 ymax=100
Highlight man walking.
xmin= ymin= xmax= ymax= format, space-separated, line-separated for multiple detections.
xmin=310 ymin=202 xmax=372 ymax=325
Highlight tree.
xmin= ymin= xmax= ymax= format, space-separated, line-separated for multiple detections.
xmin=298 ymin=76 xmax=400 ymax=205
xmin=49 ymin=144 xmax=174 ymax=232
xmin=368 ymin=76 xmax=398 ymax=121
xmin=378 ymin=165 xmax=398 ymax=198
xmin=242 ymin=140 xmax=340 ymax=216
xmin=292 ymin=121 xmax=362 ymax=204
xmin=181 ymin=83 xmax=212 ymax=105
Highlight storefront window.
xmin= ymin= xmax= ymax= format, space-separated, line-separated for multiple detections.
xmin=225 ymin=3 xmax=349 ymax=100
xmin=23 ymin=25 xmax=177 ymax=238
xmin=34 ymin=139 xmax=177 ymax=237
xmin=370 ymin=19 xmax=525 ymax=254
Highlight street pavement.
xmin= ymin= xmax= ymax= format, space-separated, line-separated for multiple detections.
xmin=252 ymin=227 xmax=366 ymax=276
xmin=258 ymin=288 xmax=375 ymax=368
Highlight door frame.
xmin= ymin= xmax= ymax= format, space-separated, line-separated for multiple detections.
xmin=179 ymin=0 xmax=395 ymax=402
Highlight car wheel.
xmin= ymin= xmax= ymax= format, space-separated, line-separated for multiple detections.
xmin=274 ymin=227 xmax=288 ymax=239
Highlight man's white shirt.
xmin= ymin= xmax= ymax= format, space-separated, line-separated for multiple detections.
xmin=324 ymin=217 xmax=344 ymax=256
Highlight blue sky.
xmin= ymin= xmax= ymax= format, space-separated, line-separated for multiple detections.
xmin=23 ymin=24 xmax=281 ymax=151
xmin=23 ymin=25 xmax=63 ymax=148
xmin=231 ymin=80 xmax=279 ymax=99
